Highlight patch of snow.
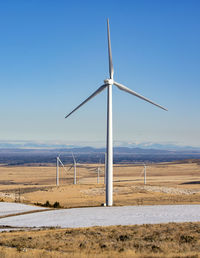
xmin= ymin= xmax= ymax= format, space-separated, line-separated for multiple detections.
xmin=0 ymin=205 xmax=200 ymax=229
xmin=0 ymin=202 xmax=45 ymax=217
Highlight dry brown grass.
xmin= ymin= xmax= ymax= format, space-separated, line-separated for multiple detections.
xmin=0 ymin=161 xmax=200 ymax=207
xmin=0 ymin=222 xmax=200 ymax=257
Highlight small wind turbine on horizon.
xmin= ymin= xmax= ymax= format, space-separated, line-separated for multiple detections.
xmin=138 ymin=163 xmax=147 ymax=185
xmin=139 ymin=164 xmax=147 ymax=185
xmin=65 ymin=19 xmax=167 ymax=206
xmin=56 ymin=155 xmax=68 ymax=186
xmin=91 ymin=159 xmax=103 ymax=184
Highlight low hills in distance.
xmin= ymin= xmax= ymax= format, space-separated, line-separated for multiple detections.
xmin=0 ymin=141 xmax=200 ymax=152
xmin=0 ymin=141 xmax=200 ymax=166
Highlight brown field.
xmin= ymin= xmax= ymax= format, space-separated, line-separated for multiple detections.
xmin=0 ymin=160 xmax=200 ymax=207
xmin=0 ymin=160 xmax=200 ymax=257
xmin=0 ymin=222 xmax=200 ymax=257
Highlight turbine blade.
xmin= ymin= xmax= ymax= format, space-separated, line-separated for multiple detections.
xmin=58 ymin=157 xmax=68 ymax=173
xmin=107 ymin=19 xmax=114 ymax=79
xmin=72 ymin=152 xmax=76 ymax=164
xmin=114 ymin=81 xmax=168 ymax=111
xmin=65 ymin=84 xmax=107 ymax=119
xmin=68 ymin=165 xmax=73 ymax=171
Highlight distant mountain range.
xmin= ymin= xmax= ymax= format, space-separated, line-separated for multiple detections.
xmin=1 ymin=142 xmax=200 ymax=165
xmin=118 ymin=143 xmax=200 ymax=152
xmin=0 ymin=141 xmax=200 ymax=152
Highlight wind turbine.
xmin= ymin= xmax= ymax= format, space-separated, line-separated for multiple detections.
xmin=68 ymin=153 xmax=77 ymax=185
xmin=91 ymin=159 xmax=103 ymax=184
xmin=138 ymin=163 xmax=147 ymax=185
xmin=65 ymin=19 xmax=167 ymax=206
xmin=56 ymin=156 xmax=59 ymax=186
xmin=139 ymin=163 xmax=147 ymax=185
xmin=56 ymin=155 xmax=68 ymax=186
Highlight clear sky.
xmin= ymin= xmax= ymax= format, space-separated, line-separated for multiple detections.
xmin=0 ymin=0 xmax=200 ymax=147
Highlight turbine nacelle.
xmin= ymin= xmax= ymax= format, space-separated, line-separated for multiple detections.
xmin=104 ymin=79 xmax=114 ymax=85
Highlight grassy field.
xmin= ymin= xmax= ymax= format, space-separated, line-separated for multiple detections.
xmin=0 ymin=222 xmax=200 ymax=257
xmin=0 ymin=160 xmax=200 ymax=257
xmin=0 ymin=160 xmax=200 ymax=207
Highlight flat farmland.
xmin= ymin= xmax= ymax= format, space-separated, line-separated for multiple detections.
xmin=0 ymin=161 xmax=200 ymax=208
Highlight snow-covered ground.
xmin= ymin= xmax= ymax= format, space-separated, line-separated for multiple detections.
xmin=0 ymin=204 xmax=200 ymax=229
xmin=0 ymin=202 xmax=45 ymax=217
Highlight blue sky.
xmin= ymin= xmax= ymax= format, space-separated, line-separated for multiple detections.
xmin=0 ymin=0 xmax=200 ymax=147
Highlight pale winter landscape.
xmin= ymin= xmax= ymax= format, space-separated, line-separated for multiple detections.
xmin=1 ymin=0 xmax=200 ymax=257
xmin=0 ymin=160 xmax=200 ymax=257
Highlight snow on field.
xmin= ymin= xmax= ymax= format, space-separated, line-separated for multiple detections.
xmin=0 ymin=202 xmax=45 ymax=217
xmin=0 ymin=204 xmax=200 ymax=229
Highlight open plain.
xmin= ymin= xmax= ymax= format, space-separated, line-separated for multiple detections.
xmin=0 ymin=160 xmax=200 ymax=207
xmin=0 ymin=160 xmax=200 ymax=257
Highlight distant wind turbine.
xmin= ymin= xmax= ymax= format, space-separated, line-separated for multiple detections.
xmin=56 ymin=156 xmax=59 ymax=186
xmin=56 ymin=155 xmax=68 ymax=186
xmin=91 ymin=159 xmax=103 ymax=184
xmin=65 ymin=19 xmax=167 ymax=206
xmin=139 ymin=163 xmax=147 ymax=185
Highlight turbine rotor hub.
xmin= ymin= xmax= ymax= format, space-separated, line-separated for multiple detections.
xmin=104 ymin=78 xmax=113 ymax=85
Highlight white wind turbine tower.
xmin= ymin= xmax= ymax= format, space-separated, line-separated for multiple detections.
xmin=104 ymin=153 xmax=107 ymax=185
xmin=139 ymin=164 xmax=147 ymax=185
xmin=138 ymin=163 xmax=147 ymax=185
xmin=97 ymin=167 xmax=100 ymax=184
xmin=68 ymin=153 xmax=77 ymax=185
xmin=65 ymin=19 xmax=167 ymax=206
xmin=92 ymin=159 xmax=103 ymax=184
xmin=56 ymin=155 xmax=68 ymax=186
